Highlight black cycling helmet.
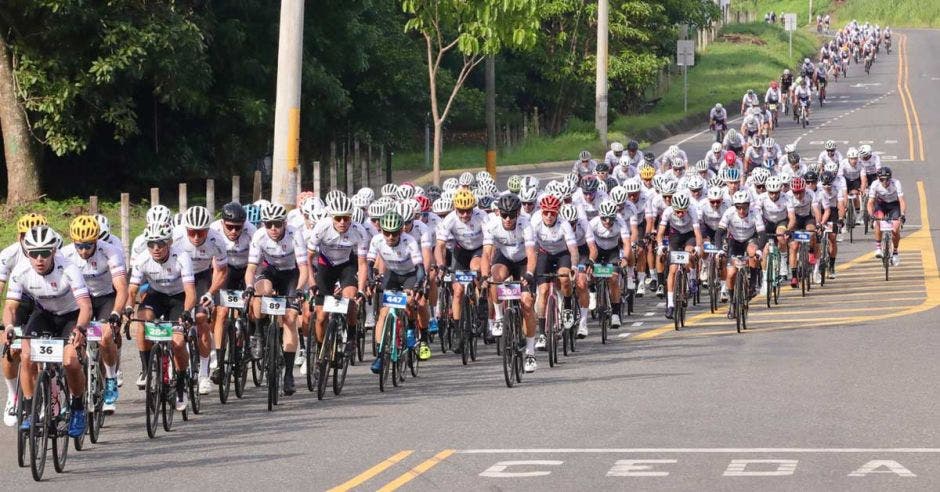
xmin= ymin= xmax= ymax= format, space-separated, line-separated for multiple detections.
xmin=820 ymin=171 xmax=835 ymax=185
xmin=878 ymin=166 xmax=892 ymax=179
xmin=787 ymin=152 xmax=801 ymax=165
xmin=605 ymin=177 xmax=619 ymax=190
xmin=627 ymin=140 xmax=639 ymax=151
xmin=478 ymin=195 xmax=495 ymax=209
xmin=496 ymin=194 xmax=522 ymax=214
xmin=221 ymin=202 xmax=247 ymax=223
xmin=581 ymin=176 xmax=600 ymax=193
xmin=643 ymin=151 xmax=655 ymax=163
xmin=804 ymin=170 xmax=819 ymax=183
xmin=425 ymin=185 xmax=442 ymax=196
xmin=595 ymin=162 xmax=611 ymax=173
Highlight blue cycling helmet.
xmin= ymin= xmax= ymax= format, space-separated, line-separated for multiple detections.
xmin=722 ymin=167 xmax=740 ymax=182
xmin=244 ymin=204 xmax=262 ymax=226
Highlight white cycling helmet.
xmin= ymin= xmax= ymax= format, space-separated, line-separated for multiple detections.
xmin=609 ymin=185 xmax=628 ymax=204
xmin=368 ymin=201 xmax=390 ymax=219
xmin=751 ymin=171 xmax=768 ymax=185
xmin=695 ymin=159 xmax=709 ymax=173
xmin=687 ymin=176 xmax=705 ymax=191
xmin=260 ymin=202 xmax=287 ymax=222
xmin=380 ymin=183 xmax=398 ymax=198
xmin=610 ymin=142 xmax=624 ymax=153
xmin=432 ymin=198 xmax=453 ymax=214
xmin=441 ymin=189 xmax=456 ymax=203
xmin=559 ymin=204 xmax=578 ymax=222
xmin=325 ymin=189 xmax=346 ymax=205
xmin=520 ymin=176 xmax=540 ymax=190
xmin=22 ymin=225 xmax=59 ymax=252
xmin=396 ymin=184 xmax=417 ymax=200
xmin=351 ymin=208 xmax=365 ymax=225
xmin=146 ymin=205 xmax=172 ymax=226
xmin=707 ymin=187 xmax=724 ymax=201
xmin=661 ymin=179 xmax=678 ymax=196
xmin=766 ymin=176 xmax=784 ymax=192
xmin=351 ymin=194 xmax=370 ymax=209
xmin=184 ymin=206 xmax=211 ymax=230
xmin=458 ymin=172 xmax=475 ymax=186
xmin=476 ymin=170 xmax=493 ymax=182
xmin=519 ymin=187 xmax=538 ymax=203
xmin=711 ymin=142 xmax=723 ymax=153
xmin=442 ymin=178 xmax=459 ymax=191
xmin=301 ymin=197 xmax=319 ymax=220
xmin=579 ymin=150 xmax=592 ymax=161
xmin=172 ymin=212 xmax=185 ymax=228
xmin=356 ymin=187 xmax=375 ymax=202
xmin=859 ymin=144 xmax=872 ymax=157
xmin=623 ymin=179 xmax=641 ymax=194
xmin=598 ymin=200 xmax=619 ymax=218
xmin=328 ymin=194 xmax=353 ymax=216
xmin=94 ymin=213 xmax=111 ymax=240
xmin=671 ymin=193 xmax=691 ymax=210
xmin=396 ymin=200 xmax=418 ymax=223
xmin=824 ymin=139 xmax=837 ymax=150
xmin=846 ymin=147 xmax=859 ymax=159
xmin=142 ymin=222 xmax=174 ymax=242
xmin=824 ymin=161 xmax=839 ymax=173
xmin=732 ymin=190 xmax=751 ymax=206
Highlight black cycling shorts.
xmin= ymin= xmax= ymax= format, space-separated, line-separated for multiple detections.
xmin=225 ymin=266 xmax=247 ymax=290
xmin=140 ymin=290 xmax=187 ymax=322
xmin=846 ymin=178 xmax=862 ymax=192
xmin=668 ymin=230 xmax=696 ymax=252
xmin=727 ymin=237 xmax=758 ymax=258
xmin=91 ymin=292 xmax=116 ymax=321
xmin=596 ymin=246 xmax=621 ymax=264
xmin=255 ymin=265 xmax=301 ymax=310
xmin=451 ymin=245 xmax=483 ymax=271
xmin=535 ymin=249 xmax=572 ymax=286
xmin=763 ymin=218 xmax=789 ymax=235
xmin=314 ymin=253 xmax=359 ymax=305
xmin=383 ymin=271 xmax=418 ymax=292
xmin=874 ymin=201 xmax=902 ymax=220
xmin=24 ymin=308 xmax=79 ymax=338
xmin=493 ymin=251 xmax=527 ymax=279
xmin=794 ymin=214 xmax=817 ymax=230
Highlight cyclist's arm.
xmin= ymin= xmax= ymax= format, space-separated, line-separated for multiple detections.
xmin=2 ymin=298 xmax=19 ymax=329
xmin=112 ymin=273 xmax=129 ymax=319
xmin=866 ymin=196 xmax=876 ymax=217
xmin=568 ymin=242 xmax=579 ymax=267
xmin=244 ymin=263 xmax=257 ymax=290
xmin=76 ymin=295 xmax=93 ymax=330
xmin=125 ymin=283 xmax=140 ymax=313
xmin=296 ymin=263 xmax=309 ymax=292
xmin=587 ymin=240 xmax=598 ymax=263
xmin=525 ymin=245 xmax=537 ymax=279
xmin=182 ymin=281 xmax=197 ymax=313
xmin=306 ymin=249 xmax=317 ymax=288
xmin=434 ymin=240 xmax=447 ymax=270
xmin=480 ymin=244 xmax=494 ymax=278
xmin=357 ymin=256 xmax=368 ymax=294
xmin=209 ymin=263 xmax=228 ymax=297
xmin=655 ymin=223 xmax=667 ymax=248
xmin=899 ymin=195 xmax=908 ymax=217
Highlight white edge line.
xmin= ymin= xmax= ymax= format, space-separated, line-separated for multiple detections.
xmin=457 ymin=448 xmax=940 ymax=454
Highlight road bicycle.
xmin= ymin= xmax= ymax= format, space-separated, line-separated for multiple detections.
xmin=592 ymin=263 xmax=616 ymax=344
xmin=793 ymin=230 xmax=813 ymax=296
xmin=493 ymin=281 xmax=525 ymax=387
xmin=670 ymin=250 xmax=692 ymax=330
xmin=217 ymin=290 xmax=250 ymax=403
xmin=312 ymin=295 xmax=353 ymax=400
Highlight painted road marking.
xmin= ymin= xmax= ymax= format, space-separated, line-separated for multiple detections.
xmin=458 ymin=448 xmax=940 ymax=453
xmin=377 ymin=449 xmax=456 ymax=491
xmin=327 ymin=450 xmax=414 ymax=492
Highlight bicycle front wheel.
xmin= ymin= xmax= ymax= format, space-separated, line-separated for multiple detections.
xmin=52 ymin=375 xmax=70 ymax=473
xmin=219 ymin=321 xmax=232 ymax=404
xmin=317 ymin=320 xmax=335 ymax=400
xmin=29 ymin=372 xmax=50 ymax=481
xmin=266 ymin=320 xmax=280 ymax=411
xmin=145 ymin=349 xmax=161 ymax=438
xmin=502 ymin=308 xmax=516 ymax=388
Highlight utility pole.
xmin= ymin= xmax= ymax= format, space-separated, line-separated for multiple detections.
xmin=271 ymin=0 xmax=304 ymax=208
xmin=485 ymin=56 xmax=497 ymax=177
xmin=595 ymin=0 xmax=609 ymax=149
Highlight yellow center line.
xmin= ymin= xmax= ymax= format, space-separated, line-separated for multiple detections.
xmin=326 ymin=450 xmax=414 ymax=492
xmin=376 ymin=450 xmax=456 ymax=492
xmin=901 ymin=35 xmax=926 ymax=162
xmin=897 ymin=34 xmax=916 ymax=161
xmin=634 ymin=181 xmax=937 ymax=341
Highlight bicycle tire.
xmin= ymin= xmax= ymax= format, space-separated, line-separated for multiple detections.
xmin=502 ymin=307 xmax=516 ymax=387
xmin=847 ymin=204 xmax=856 ymax=243
xmin=562 ymin=323 xmax=570 ymax=356
xmin=317 ymin=319 xmax=334 ymax=400
xmin=734 ymin=271 xmax=744 ymax=333
xmin=334 ymin=333 xmax=351 ymax=396
xmin=234 ymin=323 xmax=248 ymax=399
xmin=145 ymin=349 xmax=161 ymax=438
xmin=379 ymin=314 xmax=393 ymax=392
xmin=392 ymin=316 xmax=404 ymax=387
xmin=883 ymin=234 xmax=891 ymax=281
xmin=741 ymin=270 xmax=749 ymax=331
xmin=219 ymin=322 xmax=232 ymax=404
xmin=407 ymin=343 xmax=419 ymax=379
xmin=819 ymin=233 xmax=829 ymax=287
xmin=52 ymin=377 xmax=69 ymax=473
xmin=87 ymin=357 xmax=104 ymax=445
xmin=546 ymin=293 xmax=557 ymax=368
xmin=765 ymin=253 xmax=775 ymax=309
xmin=598 ymin=282 xmax=609 ymax=344
xmin=674 ymin=270 xmax=685 ymax=331
xmin=266 ymin=320 xmax=280 ymax=411
xmin=29 ymin=372 xmax=49 ymax=481
xmin=17 ymin=381 xmax=28 ymax=467
xmin=356 ymin=301 xmax=366 ymax=363
xmin=460 ymin=296 xmax=470 ymax=365
xmin=187 ymin=336 xmax=201 ymax=416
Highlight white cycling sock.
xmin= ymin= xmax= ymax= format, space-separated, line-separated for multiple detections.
xmin=667 ymin=292 xmax=675 ymax=308
xmin=637 ymin=272 xmax=647 ymax=285
xmin=526 ymin=337 xmax=536 ymax=355
xmin=105 ymin=364 xmax=116 ymax=379
xmin=579 ymin=308 xmax=588 ymax=325
xmin=493 ymin=303 xmax=502 ymax=321
xmin=5 ymin=377 xmax=16 ymax=397
xmin=200 ymin=356 xmax=210 ymax=377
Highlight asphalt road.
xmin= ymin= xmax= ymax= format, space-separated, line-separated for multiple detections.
xmin=2 ymin=29 xmax=939 ymax=490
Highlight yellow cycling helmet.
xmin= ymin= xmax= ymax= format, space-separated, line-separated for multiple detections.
xmin=17 ymin=213 xmax=48 ymax=235
xmin=452 ymin=189 xmax=477 ymax=210
xmin=639 ymin=165 xmax=656 ymax=180
xmin=69 ymin=215 xmax=101 ymax=243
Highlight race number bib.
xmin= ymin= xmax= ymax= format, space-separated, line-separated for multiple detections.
xmin=32 ymin=338 xmax=64 ymax=363
xmin=496 ymin=283 xmax=522 ymax=301
xmin=382 ymin=291 xmax=408 ymax=309
xmin=793 ymin=231 xmax=812 ymax=243
xmin=879 ymin=220 xmax=894 ymax=230
xmin=260 ymin=297 xmax=287 ymax=315
xmin=220 ymin=289 xmax=246 ymax=309
xmin=593 ymin=264 xmax=616 ymax=278
xmin=703 ymin=243 xmax=720 ymax=254
xmin=86 ymin=322 xmax=103 ymax=342
xmin=10 ymin=327 xmax=23 ymax=350
xmin=144 ymin=322 xmax=174 ymax=342
xmin=323 ymin=296 xmax=350 ymax=314
xmin=670 ymin=251 xmax=691 ymax=265
xmin=454 ymin=270 xmax=477 ymax=285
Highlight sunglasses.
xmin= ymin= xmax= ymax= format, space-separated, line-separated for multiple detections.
xmin=542 ymin=211 xmax=558 ymax=217
xmin=523 ymin=202 xmax=536 ymax=207
xmin=74 ymin=242 xmax=96 ymax=251
xmin=223 ymin=222 xmax=244 ymax=232
xmin=456 ymin=208 xmax=474 ymax=216
xmin=601 ymin=216 xmax=615 ymax=222
xmin=500 ymin=212 xmax=518 ymax=220
xmin=264 ymin=220 xmax=285 ymax=228
xmin=147 ymin=240 xmax=169 ymax=249
xmin=710 ymin=200 xmax=723 ymax=206
xmin=584 ymin=192 xmax=595 ymax=198
xmin=735 ymin=204 xmax=750 ymax=210
xmin=187 ymin=229 xmax=208 ymax=238
xmin=27 ymin=249 xmax=53 ymax=259
xmin=333 ymin=215 xmax=352 ymax=223
xmin=382 ymin=230 xmax=401 ymax=237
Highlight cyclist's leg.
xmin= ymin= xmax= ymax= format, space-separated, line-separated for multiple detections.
xmin=59 ymin=314 xmax=86 ymax=399
xmin=192 ymin=270 xmax=213 ymax=377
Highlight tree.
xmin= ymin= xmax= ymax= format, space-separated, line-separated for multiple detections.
xmin=401 ymin=0 xmax=540 ymax=185
xmin=0 ymin=34 xmax=40 ymax=204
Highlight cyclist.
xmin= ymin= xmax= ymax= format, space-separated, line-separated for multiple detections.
xmin=589 ymin=200 xmax=631 ymax=329
xmin=858 ymin=145 xmax=881 ymax=196
xmin=623 ymin=140 xmax=643 ymax=168
xmin=209 ymin=202 xmax=256 ymax=384
xmin=244 ymin=202 xmax=309 ymax=396
xmin=61 ymin=216 xmax=128 ymax=413
xmin=573 ymin=150 xmax=598 ymax=179
xmin=368 ymin=211 xmax=428 ymax=373
xmin=699 ymin=187 xmax=730 ymax=301
xmin=765 ymin=81 xmax=782 ymax=123
xmin=397 ymin=200 xmax=434 ymax=355
xmin=792 ymin=79 xmax=813 ymax=123
xmin=0 ymin=213 xmax=48 ymax=425
xmin=780 ymin=69 xmax=794 ymax=108
xmin=531 ymin=195 xmax=579 ymax=350
xmin=714 ymin=191 xmax=767 ymax=317
xmin=787 ymin=176 xmax=820 ymax=287
xmin=175 ymin=206 xmax=228 ymax=395
xmin=757 ymin=176 xmax=795 ymax=282
xmin=868 ymin=167 xmax=906 ymax=266
xmin=646 ymin=179 xmax=678 ymax=298
xmin=125 ymin=222 xmax=197 ymax=410
xmin=481 ymin=194 xmax=538 ymax=372
xmin=4 ymin=225 xmax=92 ymax=437
xmin=657 ymin=193 xmax=703 ymax=319
xmin=710 ymin=103 xmax=728 ymax=135
xmin=560 ymin=203 xmax=596 ymax=338
xmin=801 ymin=57 xmax=815 ymax=80
xmin=620 ymin=181 xmax=650 ymax=295
xmin=573 ymin=175 xmax=605 ymax=220
xmin=723 ymin=129 xmax=745 ymax=157
xmin=741 ymin=89 xmax=760 ymax=114
xmin=603 ymin=142 xmax=625 ymax=169
xmin=132 ymin=205 xmax=173 ymax=257
xmin=818 ymin=140 xmax=843 ymax=169
xmin=816 ymin=172 xmax=842 ymax=281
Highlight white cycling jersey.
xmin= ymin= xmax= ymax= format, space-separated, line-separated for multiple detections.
xmin=130 ymin=247 xmax=195 ymax=296
xmin=567 ymin=215 xmax=595 ymax=246
xmin=483 ymin=215 xmax=534 ymax=262
xmin=436 ymin=208 xmax=487 ymax=250
xmin=757 ymin=192 xmax=794 ymax=223
xmin=61 ymin=240 xmax=126 ymax=297
xmin=868 ymin=178 xmax=903 ymax=203
xmin=590 ymin=215 xmax=629 ymax=251
xmin=572 ymin=159 xmax=598 ymax=177
xmin=815 ymin=185 xmax=844 ymax=210
xmin=839 ymin=159 xmax=863 ymax=181
xmin=718 ymin=207 xmax=766 ymax=242
xmin=173 ymin=228 xmax=228 ymax=274
xmin=603 ymin=151 xmax=623 ymax=169
xmin=130 ymin=234 xmax=149 ymax=258
xmin=367 ymin=233 xmax=423 ymax=275
xmin=645 ymin=194 xmax=668 ymax=220
xmin=405 ymin=219 xmax=433 ymax=251
xmin=209 ymin=220 xmax=257 ymax=269
xmin=286 ymin=208 xmax=305 ymax=230
xmin=859 ymin=155 xmax=881 ymax=174
xmin=529 ymin=217 xmax=576 ymax=254
xmin=697 ymin=197 xmax=729 ymax=231
xmin=101 ymin=235 xmax=126 ymax=260
xmin=0 ymin=242 xmax=25 ymax=283
xmin=660 ymin=206 xmax=700 ymax=234
xmin=817 ymin=150 xmax=844 ymax=168
xmin=7 ymin=254 xmax=89 ymax=315
xmin=248 ymin=226 xmax=307 ymax=270
xmin=307 ymin=219 xmax=369 ymax=266
xmin=788 ymin=190 xmax=818 ymax=216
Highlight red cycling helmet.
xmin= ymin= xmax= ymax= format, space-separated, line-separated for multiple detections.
xmin=540 ymin=195 xmax=562 ymax=213
xmin=724 ymin=151 xmax=736 ymax=165
xmin=414 ymin=195 xmax=431 ymax=213
xmin=791 ymin=176 xmax=806 ymax=192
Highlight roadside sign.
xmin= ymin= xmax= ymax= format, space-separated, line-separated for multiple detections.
xmin=676 ymin=40 xmax=695 ymax=66
xmin=784 ymin=13 xmax=797 ymax=32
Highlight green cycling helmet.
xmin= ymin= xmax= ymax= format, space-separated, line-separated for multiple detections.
xmin=379 ymin=211 xmax=404 ymax=233
xmin=507 ymin=175 xmax=522 ymax=194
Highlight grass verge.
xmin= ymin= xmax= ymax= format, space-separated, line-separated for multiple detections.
xmin=834 ymin=0 xmax=940 ymax=28
xmin=0 ymin=198 xmax=148 ymax=247
xmin=395 ymin=21 xmax=819 ymax=173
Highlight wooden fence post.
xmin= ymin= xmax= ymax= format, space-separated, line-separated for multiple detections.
xmin=150 ymin=187 xmax=160 ymax=206
xmin=178 ymin=183 xmax=188 ymax=213
xmin=330 ymin=141 xmax=337 ymax=192
xmin=355 ymin=138 xmax=363 ymax=192
xmin=120 ymin=193 xmax=130 ymax=259
xmin=231 ymin=175 xmax=240 ymax=203
xmin=89 ymin=196 xmax=99 ymax=214
xmin=206 ymin=179 xmax=215 ymax=215
xmin=313 ymin=160 xmax=321 ymax=198
xmin=252 ymin=170 xmax=262 ymax=201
